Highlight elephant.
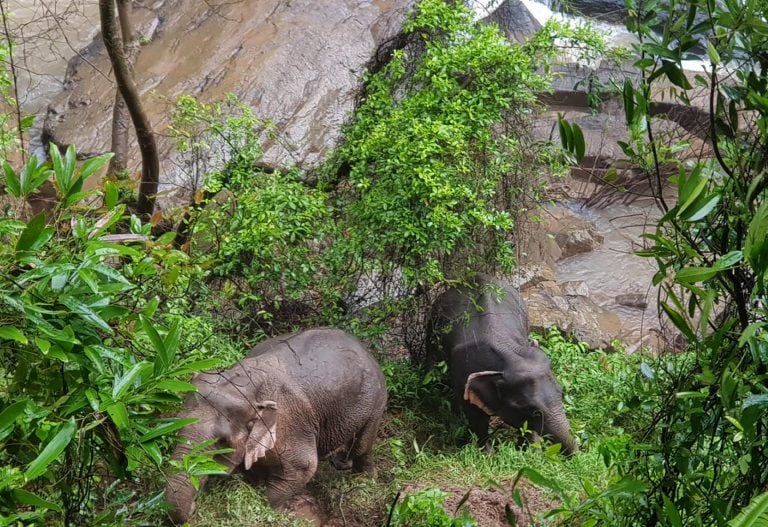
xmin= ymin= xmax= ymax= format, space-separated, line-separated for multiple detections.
xmin=164 ymin=328 xmax=387 ymax=524
xmin=426 ymin=277 xmax=576 ymax=455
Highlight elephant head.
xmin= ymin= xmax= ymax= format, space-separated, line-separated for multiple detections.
xmin=463 ymin=348 xmax=576 ymax=455
xmin=165 ymin=372 xmax=279 ymax=525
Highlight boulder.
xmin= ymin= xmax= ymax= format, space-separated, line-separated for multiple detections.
xmin=480 ymin=0 xmax=542 ymax=42
xmin=555 ymin=226 xmax=604 ymax=259
xmin=615 ymin=293 xmax=648 ymax=309
xmin=510 ymin=263 xmax=556 ymax=290
xmin=561 ymin=280 xmax=590 ymax=297
xmin=523 ymin=284 xmax=621 ymax=350
xmin=43 ymin=0 xmax=414 ymax=202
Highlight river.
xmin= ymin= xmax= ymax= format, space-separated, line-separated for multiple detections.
xmin=5 ymin=0 xmax=99 ymax=113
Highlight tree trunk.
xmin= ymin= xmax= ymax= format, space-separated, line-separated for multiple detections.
xmin=99 ymin=0 xmax=160 ymax=219
xmin=107 ymin=0 xmax=138 ymax=178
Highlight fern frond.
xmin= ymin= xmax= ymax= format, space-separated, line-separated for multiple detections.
xmin=729 ymin=492 xmax=768 ymax=527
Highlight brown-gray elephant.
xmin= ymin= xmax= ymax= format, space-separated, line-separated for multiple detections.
xmin=426 ymin=277 xmax=576 ymax=455
xmin=164 ymin=328 xmax=387 ymax=524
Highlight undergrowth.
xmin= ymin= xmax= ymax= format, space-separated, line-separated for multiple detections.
xmin=191 ymin=328 xmax=652 ymax=526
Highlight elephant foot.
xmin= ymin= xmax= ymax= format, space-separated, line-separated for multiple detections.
xmin=352 ymin=453 xmax=375 ymax=476
xmin=328 ymin=451 xmax=353 ymax=471
xmin=285 ymin=494 xmax=325 ymax=526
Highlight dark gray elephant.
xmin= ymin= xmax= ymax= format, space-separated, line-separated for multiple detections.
xmin=165 ymin=328 xmax=387 ymax=524
xmin=426 ymin=277 xmax=576 ymax=455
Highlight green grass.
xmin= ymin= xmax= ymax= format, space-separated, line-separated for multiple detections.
xmin=191 ymin=328 xmax=651 ymax=526
xmin=193 ymin=478 xmax=312 ymax=527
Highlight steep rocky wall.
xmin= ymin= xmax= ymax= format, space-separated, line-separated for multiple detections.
xmin=43 ymin=0 xmax=414 ymax=201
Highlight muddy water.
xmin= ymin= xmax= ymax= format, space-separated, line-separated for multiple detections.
xmin=6 ymin=0 xmax=99 ymax=113
xmin=556 ymin=199 xmax=666 ymax=352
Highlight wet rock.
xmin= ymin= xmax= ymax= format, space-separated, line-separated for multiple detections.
xmin=510 ymin=263 xmax=556 ymax=290
xmin=554 ymin=223 xmax=604 ymax=259
xmin=43 ymin=0 xmax=414 ymax=204
xmin=480 ymin=0 xmax=542 ymax=42
xmin=561 ymin=280 xmax=590 ymax=297
xmin=523 ymin=285 xmax=621 ymax=350
xmin=615 ymin=293 xmax=648 ymax=309
xmin=566 ymin=0 xmax=627 ymax=23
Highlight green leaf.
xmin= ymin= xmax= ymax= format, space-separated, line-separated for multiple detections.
xmin=707 ymin=41 xmax=721 ymax=65
xmin=661 ymin=301 xmax=695 ymax=341
xmin=59 ymin=295 xmax=113 ymax=333
xmin=623 ymin=78 xmax=635 ymax=124
xmin=745 ymin=202 xmax=768 ymax=279
xmin=3 ymin=160 xmax=21 ymax=197
xmin=571 ymin=122 xmax=586 ymax=162
xmin=25 ymin=418 xmax=76 ymax=481
xmin=728 ymin=491 xmax=768 ymax=527
xmin=0 ymin=400 xmax=28 ymax=440
xmin=504 ymin=504 xmax=516 ymax=526
xmin=104 ymin=181 xmax=119 ymax=209
xmin=141 ymin=441 xmax=163 ymax=467
xmin=661 ymin=61 xmax=693 ymax=90
xmin=104 ymin=401 xmax=130 ymax=430
xmin=742 ymin=395 xmax=768 ymax=410
xmin=0 ymin=326 xmax=28 ymax=344
xmin=663 ymin=495 xmax=683 ymax=527
xmin=677 ymin=176 xmax=708 ymax=219
xmin=715 ymin=251 xmax=743 ymax=270
xmin=112 ymin=362 xmax=149 ymax=400
xmin=514 ymin=467 xmax=563 ymax=494
xmin=16 ymin=213 xmax=46 ymax=253
xmin=140 ymin=315 xmax=165 ymax=355
xmin=79 ymin=153 xmax=113 ymax=183
xmin=676 ymin=266 xmax=717 ymax=284
xmin=173 ymin=358 xmax=222 ymax=375
xmin=139 ymin=418 xmax=198 ymax=443
xmin=156 ymin=379 xmax=198 ymax=393
xmin=12 ymin=489 xmax=62 ymax=513
xmin=19 ymin=156 xmax=51 ymax=197
xmin=683 ymin=194 xmax=720 ymax=222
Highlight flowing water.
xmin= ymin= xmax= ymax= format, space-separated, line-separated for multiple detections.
xmin=556 ymin=198 xmax=668 ymax=351
xmin=5 ymin=0 xmax=99 ymax=114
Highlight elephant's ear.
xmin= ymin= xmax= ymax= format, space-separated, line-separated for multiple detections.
xmin=244 ymin=401 xmax=278 ymax=470
xmin=464 ymin=371 xmax=503 ymax=416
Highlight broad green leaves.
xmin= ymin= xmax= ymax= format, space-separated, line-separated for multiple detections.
xmin=558 ymin=115 xmax=586 ymax=163
xmin=615 ymin=0 xmax=768 ymax=524
xmin=0 ymin=145 xmax=214 ymax=522
xmin=24 ymin=419 xmax=75 ymax=481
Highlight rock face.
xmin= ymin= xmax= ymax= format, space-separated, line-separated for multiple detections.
xmin=480 ymin=0 xmax=542 ymax=42
xmin=43 ymin=0 xmax=414 ymax=200
xmin=523 ymin=285 xmax=622 ymax=350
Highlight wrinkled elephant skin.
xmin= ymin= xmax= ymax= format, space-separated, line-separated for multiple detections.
xmin=165 ymin=328 xmax=387 ymax=524
xmin=427 ymin=277 xmax=576 ymax=455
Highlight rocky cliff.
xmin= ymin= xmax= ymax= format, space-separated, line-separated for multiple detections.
xmin=44 ymin=0 xmax=413 ymax=200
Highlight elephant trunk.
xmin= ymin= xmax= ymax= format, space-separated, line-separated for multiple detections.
xmin=165 ymin=424 xmax=226 ymax=525
xmin=165 ymin=441 xmax=207 ymax=525
xmin=543 ymin=406 xmax=577 ymax=456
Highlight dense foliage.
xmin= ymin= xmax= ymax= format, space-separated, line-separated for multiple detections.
xmin=0 ymin=146 xmax=236 ymax=524
xmin=616 ymin=0 xmax=768 ymax=524
xmin=324 ymin=0 xmax=578 ymax=288
xmin=9 ymin=0 xmax=768 ymax=525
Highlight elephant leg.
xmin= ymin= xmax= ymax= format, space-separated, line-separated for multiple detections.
xmin=241 ymin=463 xmax=270 ymax=486
xmin=514 ymin=429 xmax=542 ymax=450
xmin=351 ymin=415 xmax=382 ymax=475
xmin=462 ymin=401 xmax=491 ymax=446
xmin=265 ymin=449 xmax=318 ymax=508
xmin=328 ymin=441 xmax=353 ymax=471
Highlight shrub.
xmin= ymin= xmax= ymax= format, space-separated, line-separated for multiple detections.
xmin=0 ymin=145 xmax=219 ymax=525
xmin=387 ymin=488 xmax=476 ymax=527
